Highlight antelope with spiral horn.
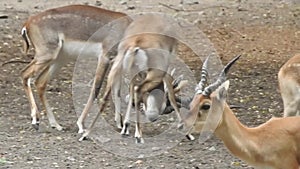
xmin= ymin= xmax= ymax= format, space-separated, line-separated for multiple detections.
xmin=181 ymin=55 xmax=300 ymax=169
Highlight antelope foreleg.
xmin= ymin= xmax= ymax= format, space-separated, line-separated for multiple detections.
xmin=79 ymin=87 xmax=111 ymax=141
xmin=134 ymin=86 xmax=144 ymax=144
xmin=77 ymin=56 xmax=110 ymax=133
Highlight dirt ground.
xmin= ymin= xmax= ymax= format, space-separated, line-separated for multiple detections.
xmin=0 ymin=0 xmax=300 ymax=168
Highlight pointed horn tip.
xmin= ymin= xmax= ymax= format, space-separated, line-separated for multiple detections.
xmin=170 ymin=68 xmax=176 ymax=76
xmin=223 ymin=54 xmax=242 ymax=73
xmin=230 ymin=54 xmax=242 ymax=63
xmin=202 ymin=55 xmax=210 ymax=66
xmin=234 ymin=54 xmax=242 ymax=60
xmin=177 ymin=74 xmax=184 ymax=79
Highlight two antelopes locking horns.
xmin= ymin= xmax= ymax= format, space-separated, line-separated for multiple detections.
xmin=21 ymin=4 xmax=300 ymax=168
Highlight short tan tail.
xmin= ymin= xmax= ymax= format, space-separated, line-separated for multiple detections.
xmin=21 ymin=26 xmax=30 ymax=54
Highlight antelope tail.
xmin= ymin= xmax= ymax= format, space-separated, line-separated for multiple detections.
xmin=21 ymin=26 xmax=30 ymax=54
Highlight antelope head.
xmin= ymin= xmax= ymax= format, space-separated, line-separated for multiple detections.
xmin=181 ymin=55 xmax=241 ymax=134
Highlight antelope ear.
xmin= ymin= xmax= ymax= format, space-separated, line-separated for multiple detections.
xmin=216 ymin=80 xmax=230 ymax=100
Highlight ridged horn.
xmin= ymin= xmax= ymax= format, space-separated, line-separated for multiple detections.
xmin=202 ymin=55 xmax=241 ymax=96
xmin=195 ymin=56 xmax=210 ymax=94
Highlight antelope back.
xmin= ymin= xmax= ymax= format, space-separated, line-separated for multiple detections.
xmin=23 ymin=5 xmax=131 ymax=60
xmin=278 ymin=54 xmax=300 ymax=85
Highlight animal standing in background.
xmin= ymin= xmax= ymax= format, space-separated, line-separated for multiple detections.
xmin=181 ymin=55 xmax=300 ymax=169
xmin=21 ymin=5 xmax=131 ymax=131
xmin=278 ymin=53 xmax=300 ymax=117
xmin=80 ymin=14 xmax=183 ymax=143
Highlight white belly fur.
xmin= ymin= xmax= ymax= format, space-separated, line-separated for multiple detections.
xmin=58 ymin=40 xmax=103 ymax=62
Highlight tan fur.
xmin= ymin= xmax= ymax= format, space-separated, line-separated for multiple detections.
xmin=278 ymin=54 xmax=300 ymax=117
xmin=21 ymin=5 xmax=131 ymax=131
xmin=184 ymin=83 xmax=300 ymax=168
xmin=80 ymin=14 xmax=182 ymax=143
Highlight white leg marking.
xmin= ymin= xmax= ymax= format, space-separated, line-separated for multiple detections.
xmin=134 ymin=122 xmax=144 ymax=144
xmin=134 ymin=86 xmax=144 ymax=144
xmin=113 ymin=79 xmax=122 ymax=129
xmin=186 ymin=134 xmax=195 ymax=141
xmin=44 ymin=101 xmax=62 ymax=131
xmin=42 ymin=64 xmax=63 ymax=131
xmin=121 ymin=95 xmax=132 ymax=135
xmin=28 ymin=78 xmax=39 ymax=125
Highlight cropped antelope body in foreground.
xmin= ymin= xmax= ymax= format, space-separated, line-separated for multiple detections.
xmin=21 ymin=5 xmax=131 ymax=131
xmin=80 ymin=14 xmax=182 ymax=143
xmin=182 ymin=55 xmax=300 ymax=169
xmin=278 ymin=53 xmax=300 ymax=117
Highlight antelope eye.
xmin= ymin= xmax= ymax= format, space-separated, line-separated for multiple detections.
xmin=201 ymin=104 xmax=211 ymax=110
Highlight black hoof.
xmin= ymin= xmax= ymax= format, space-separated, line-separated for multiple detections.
xmin=121 ymin=133 xmax=129 ymax=137
xmin=177 ymin=123 xmax=184 ymax=130
xmin=135 ymin=137 xmax=144 ymax=144
xmin=120 ymin=122 xmax=130 ymax=135
xmin=79 ymin=136 xmax=89 ymax=141
xmin=79 ymin=133 xmax=90 ymax=141
xmin=32 ymin=123 xmax=39 ymax=130
xmin=186 ymin=134 xmax=195 ymax=141
xmin=136 ymin=137 xmax=141 ymax=143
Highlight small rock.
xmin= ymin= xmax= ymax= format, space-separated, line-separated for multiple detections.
xmin=95 ymin=0 xmax=102 ymax=6
xmin=5 ymin=6 xmax=13 ymax=9
xmin=231 ymin=161 xmax=241 ymax=166
xmin=56 ymin=136 xmax=62 ymax=140
xmin=208 ymin=146 xmax=216 ymax=151
xmin=138 ymin=154 xmax=144 ymax=158
xmin=52 ymin=162 xmax=59 ymax=168
xmin=0 ymin=15 xmax=8 ymax=19
xmin=33 ymin=156 xmax=41 ymax=160
xmin=189 ymin=159 xmax=196 ymax=163
xmin=127 ymin=6 xmax=135 ymax=10
xmin=119 ymin=0 xmax=127 ymax=5
xmin=268 ymin=108 xmax=275 ymax=113
xmin=152 ymin=147 xmax=161 ymax=151
xmin=135 ymin=160 xmax=143 ymax=165
xmin=67 ymin=156 xmax=75 ymax=161
xmin=5 ymin=35 xmax=13 ymax=39
xmin=180 ymin=0 xmax=199 ymax=5
xmin=167 ymin=117 xmax=175 ymax=122
xmin=96 ymin=136 xmax=111 ymax=143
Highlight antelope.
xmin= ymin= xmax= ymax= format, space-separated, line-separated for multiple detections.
xmin=181 ymin=55 xmax=300 ymax=169
xmin=80 ymin=14 xmax=183 ymax=143
xmin=136 ymin=69 xmax=188 ymax=120
xmin=278 ymin=53 xmax=300 ymax=117
xmin=21 ymin=5 xmax=131 ymax=131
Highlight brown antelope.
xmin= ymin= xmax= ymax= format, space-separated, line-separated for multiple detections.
xmin=132 ymin=69 xmax=188 ymax=121
xmin=181 ymin=55 xmax=300 ymax=169
xmin=80 ymin=14 xmax=183 ymax=143
xmin=278 ymin=53 xmax=300 ymax=117
xmin=21 ymin=5 xmax=131 ymax=131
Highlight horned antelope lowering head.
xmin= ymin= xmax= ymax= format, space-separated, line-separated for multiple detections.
xmin=182 ymin=55 xmax=300 ymax=169
xmin=278 ymin=53 xmax=300 ymax=117
xmin=80 ymin=14 xmax=184 ymax=143
xmin=20 ymin=5 xmax=131 ymax=131
xmin=134 ymin=68 xmax=188 ymax=122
